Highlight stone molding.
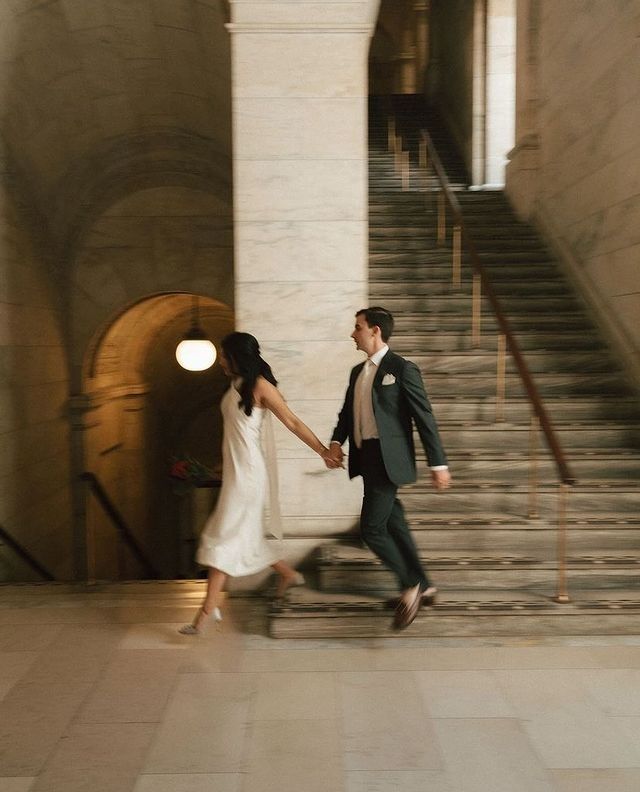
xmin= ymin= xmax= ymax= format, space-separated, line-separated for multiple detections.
xmin=507 ymin=133 xmax=539 ymax=157
xmin=69 ymin=384 xmax=150 ymax=419
xmin=226 ymin=23 xmax=373 ymax=33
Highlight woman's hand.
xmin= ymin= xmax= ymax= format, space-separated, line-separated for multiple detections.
xmin=321 ymin=446 xmax=344 ymax=469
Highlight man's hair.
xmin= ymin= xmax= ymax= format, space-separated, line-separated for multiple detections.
xmin=356 ymin=306 xmax=394 ymax=342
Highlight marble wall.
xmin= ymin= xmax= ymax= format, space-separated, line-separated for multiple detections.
xmin=229 ymin=1 xmax=381 ymax=548
xmin=507 ymin=0 xmax=640 ymax=387
xmin=0 ymin=168 xmax=72 ymax=581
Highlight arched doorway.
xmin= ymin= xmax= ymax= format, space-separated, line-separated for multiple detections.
xmin=80 ymin=293 xmax=233 ymax=580
xmin=370 ymin=0 xmax=516 ymax=187
xmin=427 ymin=0 xmax=516 ymax=187
xmin=0 ymin=1 xmax=234 ymax=581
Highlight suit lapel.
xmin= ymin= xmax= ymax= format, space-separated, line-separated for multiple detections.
xmin=349 ymin=361 xmax=366 ymax=412
xmin=371 ymin=350 xmax=394 ymax=411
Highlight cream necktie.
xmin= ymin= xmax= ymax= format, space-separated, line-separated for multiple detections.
xmin=354 ymin=359 xmax=375 ymax=448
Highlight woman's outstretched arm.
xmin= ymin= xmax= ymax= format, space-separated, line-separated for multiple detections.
xmin=254 ymin=377 xmax=339 ymax=465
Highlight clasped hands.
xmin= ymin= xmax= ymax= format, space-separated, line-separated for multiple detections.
xmin=322 ymin=445 xmax=452 ymax=490
xmin=321 ymin=443 xmax=344 ymax=469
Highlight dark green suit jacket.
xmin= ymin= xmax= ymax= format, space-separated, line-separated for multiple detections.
xmin=331 ymin=349 xmax=447 ymax=486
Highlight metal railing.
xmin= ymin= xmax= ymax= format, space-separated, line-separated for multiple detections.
xmin=81 ymin=472 xmax=158 ymax=581
xmin=388 ymin=115 xmax=576 ymax=603
xmin=0 ymin=523 xmax=55 ymax=581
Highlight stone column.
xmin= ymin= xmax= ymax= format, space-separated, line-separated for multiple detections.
xmin=228 ymin=1 xmax=380 ymax=552
xmin=505 ymin=0 xmax=540 ymax=218
xmin=484 ymin=0 xmax=516 ymax=187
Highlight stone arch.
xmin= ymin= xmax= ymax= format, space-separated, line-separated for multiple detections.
xmin=53 ymin=130 xmax=232 ymax=262
xmin=79 ymin=292 xmax=233 ymax=580
xmin=68 ymin=183 xmax=233 ymax=393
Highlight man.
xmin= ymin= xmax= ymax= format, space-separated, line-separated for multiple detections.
xmin=326 ymin=306 xmax=451 ymax=630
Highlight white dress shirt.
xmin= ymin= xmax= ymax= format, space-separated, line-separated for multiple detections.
xmin=335 ymin=345 xmax=448 ymax=472
xmin=353 ymin=345 xmax=388 ymax=447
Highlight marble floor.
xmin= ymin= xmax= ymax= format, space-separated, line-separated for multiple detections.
xmin=1 ymin=583 xmax=640 ymax=792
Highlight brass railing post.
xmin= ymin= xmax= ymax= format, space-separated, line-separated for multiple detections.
xmin=552 ymin=483 xmax=571 ymax=603
xmin=401 ymin=150 xmax=410 ymax=191
xmin=472 ymin=272 xmax=482 ymax=347
xmin=528 ymin=414 xmax=539 ymax=518
xmin=452 ymin=224 xmax=462 ymax=288
xmin=437 ymin=189 xmax=446 ymax=245
xmin=394 ymin=135 xmax=403 ymax=174
xmin=419 ymin=138 xmax=427 ymax=171
xmin=388 ymin=116 xmax=396 ymax=152
xmin=496 ymin=333 xmax=507 ymax=422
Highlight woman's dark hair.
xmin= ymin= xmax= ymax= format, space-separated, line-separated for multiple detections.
xmin=221 ymin=332 xmax=277 ymax=416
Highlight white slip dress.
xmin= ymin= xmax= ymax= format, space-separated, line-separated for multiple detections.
xmin=196 ymin=384 xmax=280 ymax=576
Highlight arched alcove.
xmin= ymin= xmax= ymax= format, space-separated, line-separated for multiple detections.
xmin=0 ymin=1 xmax=234 ymax=580
xmin=370 ymin=0 xmax=429 ymax=96
xmin=81 ymin=292 xmax=233 ymax=580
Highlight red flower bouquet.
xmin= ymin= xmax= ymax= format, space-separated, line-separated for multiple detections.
xmin=169 ymin=456 xmax=215 ymax=494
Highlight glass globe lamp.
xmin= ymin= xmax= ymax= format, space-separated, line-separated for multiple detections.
xmin=176 ymin=297 xmax=217 ymax=371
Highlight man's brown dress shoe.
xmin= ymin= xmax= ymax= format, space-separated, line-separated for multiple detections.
xmin=392 ymin=586 xmax=422 ymax=630
xmin=386 ymin=587 xmax=438 ymax=610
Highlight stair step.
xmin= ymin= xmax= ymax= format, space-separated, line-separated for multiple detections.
xmin=269 ymin=587 xmax=640 ymax=638
xmin=393 ymin=350 xmax=616 ymax=375
xmin=391 ymin=331 xmax=604 ymax=352
xmin=400 ymin=514 xmax=640 ymax=547
xmin=370 ymin=263 xmax=564 ymax=279
xmin=371 ymin=280 xmax=572 ymax=298
xmin=417 ymin=455 xmax=640 ymax=481
xmin=316 ymin=545 xmax=640 ymax=592
xmin=398 ymin=485 xmax=640 ymax=517
xmin=376 ymin=294 xmax=583 ymax=314
xmin=320 ymin=545 xmax=640 ymax=567
xmin=369 ymin=240 xmax=554 ymax=260
xmin=369 ymin=253 xmax=555 ymax=264
xmin=392 ymin=311 xmax=594 ymax=331
xmin=410 ymin=370 xmax=631 ymax=397
xmin=409 ymin=524 xmax=640 ymax=553
xmin=428 ymin=397 xmax=640 ymax=422
xmin=370 ymin=233 xmax=548 ymax=250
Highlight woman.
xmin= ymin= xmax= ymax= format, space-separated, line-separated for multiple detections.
xmin=179 ymin=332 xmax=336 ymax=634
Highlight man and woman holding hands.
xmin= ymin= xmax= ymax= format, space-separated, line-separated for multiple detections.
xmin=181 ymin=306 xmax=450 ymax=634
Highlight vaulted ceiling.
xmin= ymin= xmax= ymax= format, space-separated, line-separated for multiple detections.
xmin=0 ymin=0 xmax=232 ymax=253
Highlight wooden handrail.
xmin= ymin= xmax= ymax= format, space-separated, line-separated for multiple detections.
xmin=81 ymin=472 xmax=159 ymax=578
xmin=420 ymin=128 xmax=576 ymax=487
xmin=0 ymin=523 xmax=55 ymax=581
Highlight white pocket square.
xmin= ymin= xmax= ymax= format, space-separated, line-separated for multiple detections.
xmin=381 ymin=374 xmax=396 ymax=386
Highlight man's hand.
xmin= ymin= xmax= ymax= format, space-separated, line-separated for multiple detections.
xmin=323 ymin=443 xmax=344 ymax=470
xmin=431 ymin=468 xmax=451 ymax=490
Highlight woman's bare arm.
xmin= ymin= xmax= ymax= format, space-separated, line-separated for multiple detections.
xmin=254 ymin=377 xmax=334 ymax=460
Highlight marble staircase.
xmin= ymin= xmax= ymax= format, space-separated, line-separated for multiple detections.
xmin=269 ymin=98 xmax=640 ymax=638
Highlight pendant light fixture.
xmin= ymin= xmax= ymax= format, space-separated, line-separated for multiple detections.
xmin=175 ymin=296 xmax=217 ymax=371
